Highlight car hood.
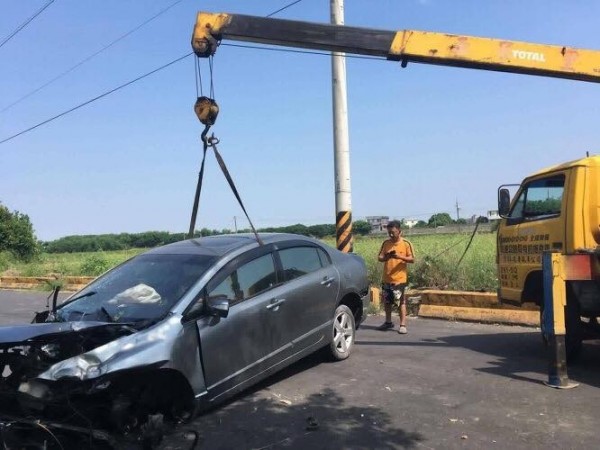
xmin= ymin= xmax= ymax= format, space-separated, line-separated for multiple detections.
xmin=0 ymin=321 xmax=125 ymax=345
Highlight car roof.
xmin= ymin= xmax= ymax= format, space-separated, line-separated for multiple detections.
xmin=145 ymin=233 xmax=321 ymax=257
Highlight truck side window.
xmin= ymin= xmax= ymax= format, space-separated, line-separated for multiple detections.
xmin=509 ymin=175 xmax=565 ymax=221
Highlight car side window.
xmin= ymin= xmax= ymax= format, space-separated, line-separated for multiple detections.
xmin=316 ymin=248 xmax=331 ymax=266
xmin=209 ymin=253 xmax=277 ymax=303
xmin=279 ymin=247 xmax=324 ymax=281
xmin=509 ymin=175 xmax=564 ymax=221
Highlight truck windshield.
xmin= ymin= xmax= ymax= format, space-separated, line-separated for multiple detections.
xmin=57 ymin=254 xmax=216 ymax=324
xmin=510 ymin=175 xmax=564 ymax=220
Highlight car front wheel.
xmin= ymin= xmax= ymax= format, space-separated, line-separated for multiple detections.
xmin=329 ymin=304 xmax=355 ymax=361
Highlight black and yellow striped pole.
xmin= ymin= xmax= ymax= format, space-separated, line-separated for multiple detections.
xmin=332 ymin=0 xmax=353 ymax=253
xmin=336 ymin=211 xmax=353 ymax=253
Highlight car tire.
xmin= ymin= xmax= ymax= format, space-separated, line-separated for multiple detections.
xmin=328 ymin=304 xmax=355 ymax=361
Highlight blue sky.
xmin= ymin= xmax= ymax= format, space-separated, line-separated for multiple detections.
xmin=2 ymin=0 xmax=600 ymax=241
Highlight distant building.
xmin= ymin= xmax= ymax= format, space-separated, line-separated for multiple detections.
xmin=366 ymin=216 xmax=389 ymax=232
xmin=403 ymin=219 xmax=418 ymax=229
xmin=487 ymin=210 xmax=500 ymax=220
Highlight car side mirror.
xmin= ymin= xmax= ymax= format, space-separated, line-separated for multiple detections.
xmin=207 ymin=295 xmax=230 ymax=318
xmin=498 ymin=188 xmax=511 ymax=218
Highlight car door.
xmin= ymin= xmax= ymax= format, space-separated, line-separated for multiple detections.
xmin=274 ymin=243 xmax=341 ymax=351
xmin=193 ymin=246 xmax=289 ymax=397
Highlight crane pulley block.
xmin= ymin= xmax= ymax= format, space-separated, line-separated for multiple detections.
xmin=194 ymin=96 xmax=219 ymax=126
xmin=192 ymin=12 xmax=232 ymax=57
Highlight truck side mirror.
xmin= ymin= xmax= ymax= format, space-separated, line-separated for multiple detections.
xmin=498 ymin=188 xmax=511 ymax=217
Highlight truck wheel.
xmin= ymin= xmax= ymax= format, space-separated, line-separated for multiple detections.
xmin=328 ymin=304 xmax=355 ymax=361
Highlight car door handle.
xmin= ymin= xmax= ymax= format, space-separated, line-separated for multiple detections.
xmin=266 ymin=299 xmax=286 ymax=310
xmin=321 ymin=277 xmax=335 ymax=285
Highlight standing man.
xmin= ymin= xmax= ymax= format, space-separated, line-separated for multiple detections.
xmin=378 ymin=221 xmax=415 ymax=334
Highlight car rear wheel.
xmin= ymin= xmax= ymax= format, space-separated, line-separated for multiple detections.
xmin=329 ymin=304 xmax=355 ymax=361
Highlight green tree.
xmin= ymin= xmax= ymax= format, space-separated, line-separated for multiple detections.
xmin=0 ymin=203 xmax=39 ymax=260
xmin=428 ymin=213 xmax=453 ymax=227
xmin=308 ymin=224 xmax=336 ymax=238
xmin=352 ymin=220 xmax=372 ymax=236
xmin=279 ymin=224 xmax=309 ymax=236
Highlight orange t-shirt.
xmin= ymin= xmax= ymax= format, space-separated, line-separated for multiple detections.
xmin=381 ymin=238 xmax=414 ymax=284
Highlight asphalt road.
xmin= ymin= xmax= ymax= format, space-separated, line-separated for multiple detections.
xmin=1 ymin=290 xmax=599 ymax=449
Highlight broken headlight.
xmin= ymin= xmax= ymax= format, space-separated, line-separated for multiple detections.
xmin=48 ymin=354 xmax=103 ymax=381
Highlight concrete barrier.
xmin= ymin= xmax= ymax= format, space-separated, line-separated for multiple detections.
xmin=368 ymin=286 xmax=539 ymax=327
xmin=1 ymin=277 xmax=540 ymax=327
xmin=418 ymin=305 xmax=539 ymax=326
xmin=0 ymin=276 xmax=95 ymax=292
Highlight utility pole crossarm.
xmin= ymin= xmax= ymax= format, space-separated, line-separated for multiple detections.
xmin=192 ymin=12 xmax=600 ymax=83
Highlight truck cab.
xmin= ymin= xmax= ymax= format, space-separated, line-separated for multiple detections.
xmin=497 ymin=155 xmax=600 ymax=355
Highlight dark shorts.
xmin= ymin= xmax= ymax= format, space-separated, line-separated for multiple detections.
xmin=381 ymin=283 xmax=407 ymax=306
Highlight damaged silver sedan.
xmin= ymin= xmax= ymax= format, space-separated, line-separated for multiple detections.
xmin=0 ymin=233 xmax=369 ymax=447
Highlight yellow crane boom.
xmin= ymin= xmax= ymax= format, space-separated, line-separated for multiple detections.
xmin=192 ymin=12 xmax=600 ymax=83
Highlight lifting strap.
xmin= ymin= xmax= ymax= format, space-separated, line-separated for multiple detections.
xmin=209 ymin=134 xmax=263 ymax=246
xmin=187 ymin=127 xmax=209 ymax=239
xmin=189 ymin=57 xmax=262 ymax=245
xmin=187 ymin=127 xmax=263 ymax=246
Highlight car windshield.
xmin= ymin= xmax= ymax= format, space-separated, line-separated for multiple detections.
xmin=57 ymin=253 xmax=216 ymax=324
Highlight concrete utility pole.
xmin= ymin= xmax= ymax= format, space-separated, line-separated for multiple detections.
xmin=331 ymin=0 xmax=353 ymax=253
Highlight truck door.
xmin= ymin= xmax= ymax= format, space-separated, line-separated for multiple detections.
xmin=498 ymin=173 xmax=567 ymax=304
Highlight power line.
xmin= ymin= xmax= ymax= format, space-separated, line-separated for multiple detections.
xmin=267 ymin=0 xmax=304 ymax=17
xmin=0 ymin=44 xmax=383 ymax=145
xmin=1 ymin=0 xmax=186 ymax=114
xmin=0 ymin=0 xmax=55 ymax=50
xmin=221 ymin=42 xmax=384 ymax=61
xmin=0 ymin=52 xmax=193 ymax=146
xmin=0 ymin=0 xmax=309 ymax=144
xmin=0 ymin=42 xmax=381 ymax=146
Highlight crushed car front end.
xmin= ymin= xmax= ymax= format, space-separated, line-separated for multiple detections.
xmin=0 ymin=316 xmax=203 ymax=446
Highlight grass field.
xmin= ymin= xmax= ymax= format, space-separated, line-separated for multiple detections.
xmin=326 ymin=233 xmax=497 ymax=291
xmin=1 ymin=232 xmax=498 ymax=292
xmin=0 ymin=249 xmax=144 ymax=278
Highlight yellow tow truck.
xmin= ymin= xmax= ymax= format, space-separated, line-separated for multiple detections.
xmin=498 ymin=156 xmax=600 ymax=358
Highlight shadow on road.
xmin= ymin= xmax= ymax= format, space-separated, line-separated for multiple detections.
xmin=168 ymin=353 xmax=424 ymax=449
xmin=356 ymin=325 xmax=600 ymax=389
xmin=183 ymin=389 xmax=423 ymax=449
